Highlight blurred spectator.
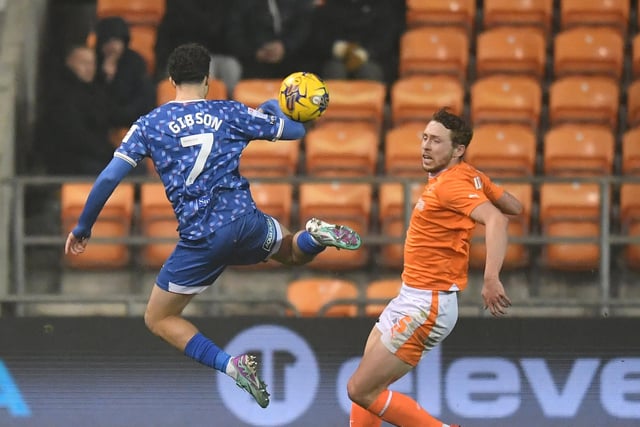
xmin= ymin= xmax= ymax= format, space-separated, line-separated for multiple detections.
xmin=94 ymin=16 xmax=156 ymax=128
xmin=37 ymin=44 xmax=114 ymax=175
xmin=226 ymin=0 xmax=315 ymax=79
xmin=154 ymin=0 xmax=241 ymax=95
xmin=311 ymin=0 xmax=403 ymax=84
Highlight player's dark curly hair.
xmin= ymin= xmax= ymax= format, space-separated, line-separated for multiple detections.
xmin=431 ymin=108 xmax=473 ymax=148
xmin=168 ymin=43 xmax=211 ymax=85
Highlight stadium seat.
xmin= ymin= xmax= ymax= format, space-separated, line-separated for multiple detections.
xmin=299 ymin=183 xmax=372 ymax=270
xmin=469 ymin=183 xmax=533 ymax=270
xmin=543 ymin=124 xmax=615 ymax=176
xmin=483 ymin=0 xmax=553 ymax=33
xmin=622 ymin=128 xmax=640 ymax=176
xmin=476 ymin=27 xmax=546 ymax=80
xmin=365 ymin=279 xmax=402 ymax=317
xmin=632 ymin=34 xmax=640 ymax=80
xmin=554 ymin=27 xmax=624 ymax=79
xmin=232 ymin=79 xmax=281 ymax=108
xmin=61 ymin=183 xmax=135 ymax=269
xmin=464 ymin=124 xmax=537 ymax=177
xmin=139 ymin=182 xmax=177 ymax=268
xmin=96 ymin=0 xmax=166 ymax=26
xmin=549 ymin=76 xmax=619 ymax=129
xmin=620 ymin=184 xmax=640 ymax=268
xmin=378 ymin=182 xmax=424 ymax=269
xmin=391 ymin=75 xmax=464 ymax=127
xmin=398 ymin=26 xmax=469 ymax=81
xmin=470 ymin=75 xmax=542 ymax=129
xmin=384 ymin=123 xmax=426 ymax=177
xmin=156 ymin=77 xmax=227 ymax=105
xmin=539 ymin=182 xmax=603 ymax=270
xmin=286 ymin=278 xmax=359 ymax=317
xmin=319 ymin=80 xmax=386 ymax=131
xmin=239 ymin=139 xmax=300 ymax=178
xmin=304 ymin=122 xmax=378 ymax=176
xmin=627 ymin=81 xmax=640 ymax=128
xmin=405 ymin=0 xmax=476 ymax=32
xmin=561 ymin=0 xmax=629 ymax=34
xmin=250 ymin=182 xmax=293 ymax=228
xmin=128 ymin=24 xmax=157 ymax=76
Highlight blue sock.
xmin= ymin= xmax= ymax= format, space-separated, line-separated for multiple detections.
xmin=297 ymin=231 xmax=326 ymax=255
xmin=184 ymin=332 xmax=231 ymax=373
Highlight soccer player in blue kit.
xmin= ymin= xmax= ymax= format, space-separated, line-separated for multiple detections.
xmin=64 ymin=43 xmax=362 ymax=408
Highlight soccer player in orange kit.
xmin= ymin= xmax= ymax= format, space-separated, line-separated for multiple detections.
xmin=347 ymin=108 xmax=523 ymax=427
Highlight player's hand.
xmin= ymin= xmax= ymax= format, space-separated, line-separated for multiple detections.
xmin=65 ymin=232 xmax=89 ymax=255
xmin=258 ymin=99 xmax=284 ymax=118
xmin=481 ymin=277 xmax=511 ymax=317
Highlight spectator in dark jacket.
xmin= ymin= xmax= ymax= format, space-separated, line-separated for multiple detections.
xmin=94 ymin=16 xmax=156 ymax=127
xmin=154 ymin=0 xmax=241 ymax=95
xmin=311 ymin=0 xmax=403 ymax=84
xmin=227 ymin=0 xmax=315 ymax=79
xmin=38 ymin=44 xmax=114 ymax=175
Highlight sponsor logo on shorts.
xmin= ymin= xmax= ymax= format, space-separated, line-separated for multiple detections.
xmin=262 ymin=217 xmax=275 ymax=251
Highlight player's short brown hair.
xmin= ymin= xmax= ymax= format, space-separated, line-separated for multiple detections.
xmin=431 ymin=108 xmax=473 ymax=148
xmin=168 ymin=43 xmax=211 ymax=85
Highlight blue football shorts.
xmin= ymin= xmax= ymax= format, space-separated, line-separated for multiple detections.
xmin=155 ymin=210 xmax=283 ymax=294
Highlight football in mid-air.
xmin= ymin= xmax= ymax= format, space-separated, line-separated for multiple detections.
xmin=278 ymin=71 xmax=329 ymax=122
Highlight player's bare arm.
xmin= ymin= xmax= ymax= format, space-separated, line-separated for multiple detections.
xmin=470 ymin=201 xmax=512 ymax=317
xmin=493 ymin=190 xmax=523 ymax=216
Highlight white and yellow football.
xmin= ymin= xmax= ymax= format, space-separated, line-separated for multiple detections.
xmin=278 ymin=71 xmax=329 ymax=122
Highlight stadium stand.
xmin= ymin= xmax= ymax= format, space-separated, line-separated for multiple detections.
xmin=286 ymin=277 xmax=359 ymax=317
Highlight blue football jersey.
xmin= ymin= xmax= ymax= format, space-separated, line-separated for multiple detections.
xmin=114 ymin=99 xmax=285 ymax=240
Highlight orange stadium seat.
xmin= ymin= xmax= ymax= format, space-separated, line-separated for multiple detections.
xmin=365 ymin=279 xmax=403 ymax=317
xmin=318 ymin=80 xmax=386 ymax=130
xmin=626 ymin=80 xmax=640 ymax=128
xmin=304 ymin=122 xmax=378 ymax=176
xmin=622 ymin=128 xmax=640 ymax=176
xmin=250 ymin=182 xmax=293 ymax=227
xmin=543 ymin=124 xmax=615 ymax=176
xmin=620 ymin=184 xmax=640 ymax=268
xmin=61 ymin=183 xmax=135 ymax=269
xmin=549 ymin=76 xmax=619 ymax=129
xmin=232 ymin=79 xmax=281 ymax=108
xmin=483 ymin=0 xmax=553 ymax=33
xmin=128 ymin=24 xmax=157 ymax=75
xmin=631 ymin=34 xmax=640 ymax=80
xmin=470 ymin=75 xmax=542 ymax=129
xmin=299 ymin=183 xmax=372 ymax=270
xmin=405 ymin=0 xmax=476 ymax=32
xmin=539 ymin=182 xmax=603 ymax=270
xmin=239 ymin=139 xmax=300 ymax=178
xmin=156 ymin=77 xmax=227 ymax=105
xmin=96 ymin=0 xmax=166 ymax=26
xmin=469 ymin=183 xmax=533 ymax=270
xmin=399 ymin=26 xmax=469 ymax=81
xmin=476 ymin=27 xmax=546 ymax=80
xmin=391 ymin=75 xmax=464 ymax=126
xmin=554 ymin=27 xmax=624 ymax=79
xmin=384 ymin=123 xmax=426 ymax=177
xmin=464 ymin=124 xmax=537 ymax=177
xmin=561 ymin=0 xmax=629 ymax=34
xmin=378 ymin=182 xmax=424 ymax=269
xmin=139 ymin=182 xmax=177 ymax=268
xmin=286 ymin=278 xmax=359 ymax=317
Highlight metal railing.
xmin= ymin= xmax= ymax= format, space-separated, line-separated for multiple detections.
xmin=3 ymin=174 xmax=640 ymax=317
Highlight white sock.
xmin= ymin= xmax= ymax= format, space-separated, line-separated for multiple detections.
xmin=225 ymin=358 xmax=238 ymax=380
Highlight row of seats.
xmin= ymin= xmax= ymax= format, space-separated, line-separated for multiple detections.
xmin=287 ymin=277 xmax=402 ymax=317
xmin=406 ymin=0 xmax=632 ymax=34
xmin=61 ymin=181 xmax=640 ymax=272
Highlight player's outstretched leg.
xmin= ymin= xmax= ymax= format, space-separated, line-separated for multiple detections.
xmin=305 ymin=218 xmax=362 ymax=250
xmin=229 ymin=354 xmax=270 ymax=408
